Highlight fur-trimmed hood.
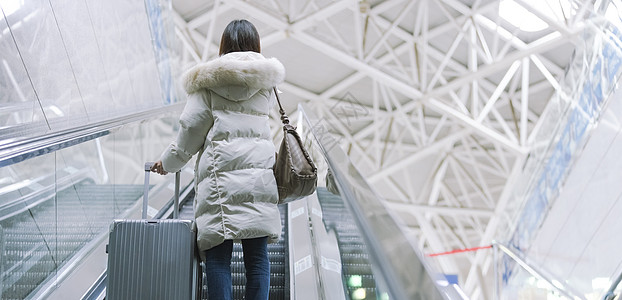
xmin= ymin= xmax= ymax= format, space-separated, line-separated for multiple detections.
xmin=182 ymin=52 xmax=285 ymax=99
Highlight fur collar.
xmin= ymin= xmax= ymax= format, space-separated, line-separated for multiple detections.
xmin=182 ymin=52 xmax=285 ymax=94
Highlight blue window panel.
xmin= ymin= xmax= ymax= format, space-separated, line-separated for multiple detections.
xmin=535 ymin=176 xmax=549 ymax=207
xmin=145 ymin=0 xmax=177 ymax=105
xmin=515 ymin=186 xmax=548 ymax=253
xmin=559 ymin=125 xmax=573 ymax=163
xmin=593 ymin=80 xmax=604 ymax=105
xmin=590 ymin=58 xmax=605 ymax=104
xmin=502 ymin=255 xmax=516 ymax=285
xmin=603 ymin=42 xmax=622 ymax=82
xmin=545 ymin=145 xmax=565 ymax=190
xmin=570 ymin=109 xmax=589 ymax=141
xmin=579 ymin=83 xmax=596 ymax=116
xmin=444 ymin=274 xmax=459 ymax=285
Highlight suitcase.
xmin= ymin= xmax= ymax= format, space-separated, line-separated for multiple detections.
xmin=106 ymin=163 xmax=200 ymax=300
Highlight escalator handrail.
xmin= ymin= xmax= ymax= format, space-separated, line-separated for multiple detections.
xmin=0 ymin=168 xmax=92 ymax=222
xmin=299 ymin=104 xmax=463 ymax=300
xmin=305 ymin=192 xmax=347 ymax=300
xmin=493 ymin=241 xmax=584 ymax=299
xmin=0 ymin=103 xmax=184 ymax=168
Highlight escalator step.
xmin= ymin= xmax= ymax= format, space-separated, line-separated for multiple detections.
xmin=198 ymin=204 xmax=288 ymax=299
xmin=1 ymin=183 xmax=144 ymax=299
xmin=316 ymin=187 xmax=379 ymax=299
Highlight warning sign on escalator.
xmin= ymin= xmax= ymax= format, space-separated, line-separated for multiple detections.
xmin=294 ymin=255 xmax=313 ymax=275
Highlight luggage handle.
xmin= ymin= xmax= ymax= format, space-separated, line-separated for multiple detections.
xmin=144 ymin=162 xmax=180 ymax=219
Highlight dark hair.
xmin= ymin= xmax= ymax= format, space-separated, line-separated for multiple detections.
xmin=219 ymin=19 xmax=261 ymax=56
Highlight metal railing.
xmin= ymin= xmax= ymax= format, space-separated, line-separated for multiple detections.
xmin=602 ymin=271 xmax=622 ymax=300
xmin=493 ymin=241 xmax=585 ymax=300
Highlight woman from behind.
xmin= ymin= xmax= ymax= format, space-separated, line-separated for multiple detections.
xmin=151 ymin=19 xmax=284 ymax=300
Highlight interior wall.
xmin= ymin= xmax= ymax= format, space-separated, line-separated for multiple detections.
xmin=524 ymin=85 xmax=622 ymax=298
xmin=0 ymin=0 xmax=179 ymax=143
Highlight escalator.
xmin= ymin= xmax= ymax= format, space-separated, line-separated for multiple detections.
xmin=0 ymin=164 xmax=291 ymax=300
xmin=1 ymin=163 xmax=460 ymax=299
xmin=0 ymin=180 xmax=144 ymax=300
xmin=177 ymin=191 xmax=289 ymax=300
xmin=316 ymin=187 xmax=378 ymax=299
xmin=4 ymin=170 xmax=460 ymax=300
xmin=0 ymin=103 xmax=467 ymax=299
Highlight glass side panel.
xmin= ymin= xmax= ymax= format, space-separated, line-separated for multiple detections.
xmin=2 ymin=0 xmax=88 ymax=133
xmin=315 ymin=187 xmax=386 ymax=300
xmin=297 ymin=104 xmax=465 ymax=300
xmin=494 ymin=247 xmax=576 ymax=300
xmin=0 ymin=0 xmax=180 ymax=142
xmin=0 ymin=2 xmax=46 ymax=136
xmin=0 ymin=113 xmax=179 ymax=299
xmin=0 ymin=154 xmax=56 ymax=300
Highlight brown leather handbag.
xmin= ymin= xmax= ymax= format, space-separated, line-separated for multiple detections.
xmin=273 ymin=87 xmax=317 ymax=203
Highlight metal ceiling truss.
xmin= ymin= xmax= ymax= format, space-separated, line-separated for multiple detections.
xmin=172 ymin=0 xmax=589 ymax=297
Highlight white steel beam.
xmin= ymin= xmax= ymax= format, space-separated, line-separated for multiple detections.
xmin=364 ymin=0 xmax=417 ymax=61
xmin=476 ymin=60 xmax=521 ymax=122
xmin=513 ymin=0 xmax=572 ymax=35
xmin=224 ymin=0 xmax=288 ymax=30
xmin=186 ymin=5 xmax=232 ymax=29
xmin=289 ymin=0 xmax=353 ymax=31
xmin=368 ymin=129 xmax=466 ymax=182
xmin=428 ymin=30 xmax=577 ymax=98
xmin=463 ymin=155 xmax=527 ymax=293
xmin=292 ymin=31 xmax=526 ymax=153
xmin=521 ymin=57 xmax=529 ymax=146
xmin=200 ymin=0 xmax=221 ymax=61
xmin=383 ymin=179 xmax=458 ymax=272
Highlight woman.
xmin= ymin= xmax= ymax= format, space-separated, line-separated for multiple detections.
xmin=151 ymin=19 xmax=284 ymax=300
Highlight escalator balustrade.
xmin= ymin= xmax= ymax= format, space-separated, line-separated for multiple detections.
xmin=316 ymin=187 xmax=379 ymax=300
xmin=0 ymin=180 xmax=143 ymax=300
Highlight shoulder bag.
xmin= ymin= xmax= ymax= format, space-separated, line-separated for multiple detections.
xmin=273 ymin=87 xmax=317 ymax=203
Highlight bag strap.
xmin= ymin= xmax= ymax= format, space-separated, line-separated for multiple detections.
xmin=273 ymin=87 xmax=290 ymax=125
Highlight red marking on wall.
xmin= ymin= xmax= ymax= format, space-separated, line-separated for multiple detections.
xmin=426 ymin=245 xmax=492 ymax=257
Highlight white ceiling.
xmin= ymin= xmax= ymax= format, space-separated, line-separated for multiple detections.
xmin=169 ymin=0 xmax=597 ymax=298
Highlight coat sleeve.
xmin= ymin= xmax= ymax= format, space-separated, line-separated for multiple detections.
xmin=160 ymin=92 xmax=213 ymax=173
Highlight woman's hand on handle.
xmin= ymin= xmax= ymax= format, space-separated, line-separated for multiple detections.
xmin=151 ymin=160 xmax=168 ymax=175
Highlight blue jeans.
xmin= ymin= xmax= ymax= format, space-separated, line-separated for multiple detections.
xmin=204 ymin=237 xmax=270 ymax=300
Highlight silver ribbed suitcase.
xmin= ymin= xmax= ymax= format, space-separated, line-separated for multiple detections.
xmin=106 ymin=163 xmax=200 ymax=300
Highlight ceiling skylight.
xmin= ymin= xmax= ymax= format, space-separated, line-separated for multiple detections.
xmin=499 ymin=0 xmax=571 ymax=32
xmin=605 ymin=0 xmax=622 ymax=28
xmin=1 ymin=0 xmax=24 ymax=17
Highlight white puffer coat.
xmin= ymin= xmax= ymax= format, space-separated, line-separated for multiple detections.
xmin=160 ymin=51 xmax=285 ymax=252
